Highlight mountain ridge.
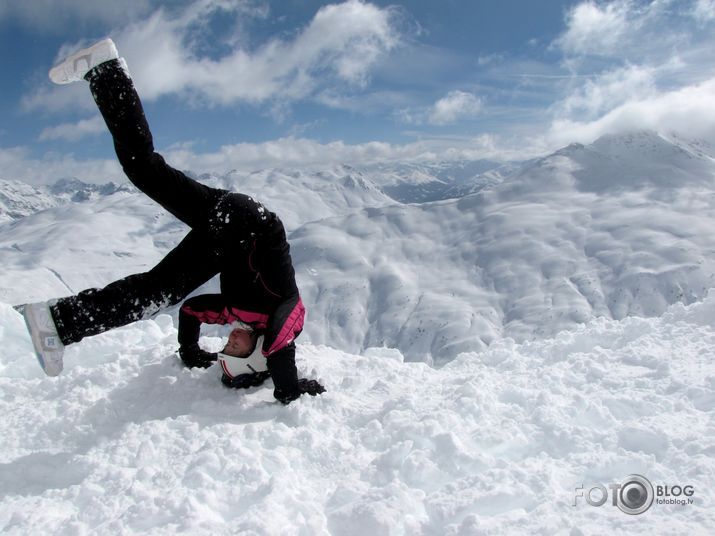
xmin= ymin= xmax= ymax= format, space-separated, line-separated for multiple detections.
xmin=2 ymin=130 xmax=715 ymax=362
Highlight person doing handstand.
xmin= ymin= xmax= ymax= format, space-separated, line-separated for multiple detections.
xmin=21 ymin=38 xmax=324 ymax=404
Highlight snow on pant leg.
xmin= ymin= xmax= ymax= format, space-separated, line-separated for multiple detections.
xmin=50 ymin=230 xmax=220 ymax=346
xmin=85 ymin=59 xmax=224 ymax=229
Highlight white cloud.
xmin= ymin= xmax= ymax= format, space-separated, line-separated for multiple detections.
xmin=547 ymin=77 xmax=715 ymax=146
xmin=21 ymin=82 xmax=95 ymax=115
xmin=553 ymin=0 xmax=697 ymax=63
xmin=24 ymin=0 xmax=400 ymax=112
xmin=316 ymin=89 xmax=413 ymax=114
xmin=0 ymin=133 xmax=532 ymax=186
xmin=39 ymin=116 xmax=105 ymax=142
xmin=163 ymin=133 xmax=536 ymax=172
xmin=555 ymin=0 xmax=632 ymax=57
xmin=397 ymin=90 xmax=483 ymax=126
xmin=693 ymin=0 xmax=715 ymax=22
xmin=0 ymin=146 xmax=122 ymax=185
xmin=555 ymin=64 xmax=657 ymax=119
xmin=165 ymin=137 xmax=432 ymax=172
xmin=143 ymin=0 xmax=398 ymax=103
xmin=477 ymin=53 xmax=504 ymax=66
xmin=428 ymin=90 xmax=482 ymax=125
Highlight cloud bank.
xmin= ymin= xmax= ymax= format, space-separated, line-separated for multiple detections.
xmin=0 ymin=133 xmax=534 ymax=186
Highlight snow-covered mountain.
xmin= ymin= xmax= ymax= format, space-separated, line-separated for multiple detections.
xmin=196 ymin=160 xmax=515 ymax=223
xmin=531 ymin=130 xmax=715 ymax=193
xmin=361 ymin=160 xmax=517 ymax=203
xmin=0 ymin=178 xmax=127 ymax=223
xmin=0 ymin=180 xmax=57 ymax=223
xmin=2 ymin=131 xmax=715 ymax=362
xmin=293 ymin=131 xmax=715 ymax=361
xmin=0 ymin=166 xmax=392 ymax=303
xmin=196 ymin=166 xmax=393 ymax=231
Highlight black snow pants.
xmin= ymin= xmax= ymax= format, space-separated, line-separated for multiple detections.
xmin=50 ymin=60 xmax=242 ymax=345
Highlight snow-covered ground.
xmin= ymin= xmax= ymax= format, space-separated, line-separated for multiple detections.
xmin=0 ymin=294 xmax=713 ymax=534
xmin=1 ymin=130 xmax=715 ymax=534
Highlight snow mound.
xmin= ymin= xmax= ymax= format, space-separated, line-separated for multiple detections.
xmin=1 ymin=295 xmax=714 ymax=534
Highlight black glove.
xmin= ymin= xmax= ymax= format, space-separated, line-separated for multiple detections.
xmin=221 ymin=371 xmax=271 ymax=389
xmin=274 ymin=378 xmax=326 ymax=404
xmin=266 ymin=345 xmax=325 ymax=404
xmin=179 ymin=343 xmax=217 ymax=369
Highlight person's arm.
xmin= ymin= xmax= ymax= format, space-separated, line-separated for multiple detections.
xmin=266 ymin=344 xmax=325 ymax=403
xmin=262 ymin=294 xmax=325 ymax=403
xmin=178 ymin=294 xmax=227 ymax=368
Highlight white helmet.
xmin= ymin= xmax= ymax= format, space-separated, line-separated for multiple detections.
xmin=218 ymin=335 xmax=267 ymax=379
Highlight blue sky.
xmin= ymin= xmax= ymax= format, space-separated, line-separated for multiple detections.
xmin=1 ymin=0 xmax=715 ymax=184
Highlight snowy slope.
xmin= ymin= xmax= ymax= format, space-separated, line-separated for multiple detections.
xmin=0 ymin=180 xmax=59 ymax=223
xmin=293 ymin=131 xmax=715 ymax=361
xmin=0 ymin=190 xmax=183 ymax=304
xmin=361 ymin=160 xmax=516 ymax=203
xmin=0 ymin=178 xmax=127 ymax=223
xmin=541 ymin=131 xmax=715 ymax=193
xmin=0 ymin=166 xmax=390 ymax=304
xmin=197 ymin=166 xmax=393 ymax=231
xmin=1 ymin=295 xmax=713 ymax=534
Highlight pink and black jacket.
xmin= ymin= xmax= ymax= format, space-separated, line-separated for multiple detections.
xmin=179 ymin=291 xmax=305 ymax=359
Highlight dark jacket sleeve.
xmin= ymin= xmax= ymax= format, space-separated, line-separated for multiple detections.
xmin=178 ymin=294 xmax=227 ymax=347
xmin=261 ymin=293 xmax=305 ymax=397
xmin=266 ymin=344 xmax=299 ymax=392
xmin=261 ymin=293 xmax=305 ymax=357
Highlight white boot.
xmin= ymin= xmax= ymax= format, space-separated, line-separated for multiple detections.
xmin=22 ymin=302 xmax=65 ymax=377
xmin=49 ymin=38 xmax=119 ymax=85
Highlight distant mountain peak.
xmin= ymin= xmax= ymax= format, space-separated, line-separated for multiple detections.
xmin=0 ymin=178 xmax=127 ymax=222
xmin=521 ymin=129 xmax=715 ymax=193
